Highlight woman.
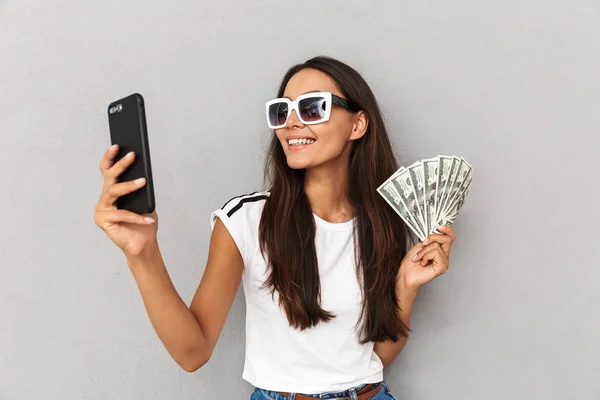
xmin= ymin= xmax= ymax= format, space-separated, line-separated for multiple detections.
xmin=94 ymin=56 xmax=456 ymax=400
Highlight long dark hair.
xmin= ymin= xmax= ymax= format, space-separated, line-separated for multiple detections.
xmin=258 ymin=56 xmax=412 ymax=344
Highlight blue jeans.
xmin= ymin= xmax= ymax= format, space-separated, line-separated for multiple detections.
xmin=251 ymin=381 xmax=397 ymax=400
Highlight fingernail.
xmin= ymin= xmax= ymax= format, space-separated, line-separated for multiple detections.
xmin=135 ymin=177 xmax=146 ymax=185
xmin=438 ymin=225 xmax=445 ymax=230
xmin=144 ymin=217 xmax=155 ymax=223
xmin=110 ymin=144 xmax=117 ymax=151
xmin=411 ymin=254 xmax=419 ymax=261
xmin=422 ymin=238 xmax=429 ymax=245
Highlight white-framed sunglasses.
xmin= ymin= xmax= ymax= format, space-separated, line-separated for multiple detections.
xmin=265 ymin=91 xmax=359 ymax=129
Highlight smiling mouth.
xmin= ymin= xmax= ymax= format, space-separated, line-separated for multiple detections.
xmin=287 ymin=138 xmax=316 ymax=147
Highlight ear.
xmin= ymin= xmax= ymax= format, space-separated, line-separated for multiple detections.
xmin=349 ymin=111 xmax=368 ymax=141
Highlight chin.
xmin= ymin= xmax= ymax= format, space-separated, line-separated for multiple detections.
xmin=285 ymin=154 xmax=314 ymax=170
xmin=286 ymin=160 xmax=310 ymax=170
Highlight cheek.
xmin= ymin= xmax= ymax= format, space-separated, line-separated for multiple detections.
xmin=312 ymin=121 xmax=353 ymax=144
xmin=274 ymin=130 xmax=286 ymax=145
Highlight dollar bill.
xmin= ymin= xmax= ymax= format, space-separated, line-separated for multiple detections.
xmin=441 ymin=157 xmax=471 ymax=218
xmin=390 ymin=167 xmax=427 ymax=239
xmin=440 ymin=167 xmax=473 ymax=226
xmin=406 ymin=161 xmax=428 ymax=236
xmin=377 ymin=178 xmax=425 ymax=240
xmin=435 ymin=155 xmax=460 ymax=225
xmin=422 ymin=157 xmax=439 ymax=235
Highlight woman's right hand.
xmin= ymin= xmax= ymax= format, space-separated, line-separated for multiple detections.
xmin=94 ymin=144 xmax=158 ymax=259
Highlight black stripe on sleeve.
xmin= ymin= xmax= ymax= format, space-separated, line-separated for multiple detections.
xmin=227 ymin=194 xmax=269 ymax=218
xmin=220 ymin=191 xmax=258 ymax=210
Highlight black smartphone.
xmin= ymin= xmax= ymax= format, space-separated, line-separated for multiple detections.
xmin=107 ymin=93 xmax=156 ymax=214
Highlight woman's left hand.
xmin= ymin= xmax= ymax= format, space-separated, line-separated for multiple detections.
xmin=396 ymin=225 xmax=457 ymax=291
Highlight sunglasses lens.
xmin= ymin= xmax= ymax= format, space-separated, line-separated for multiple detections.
xmin=298 ymin=97 xmax=327 ymax=123
xmin=268 ymin=102 xmax=289 ymax=127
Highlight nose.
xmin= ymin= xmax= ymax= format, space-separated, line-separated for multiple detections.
xmin=285 ymin=109 xmax=304 ymax=129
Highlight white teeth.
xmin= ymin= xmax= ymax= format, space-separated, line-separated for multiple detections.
xmin=288 ymin=138 xmax=315 ymax=146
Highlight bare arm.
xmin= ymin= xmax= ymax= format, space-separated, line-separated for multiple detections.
xmin=127 ymin=218 xmax=243 ymax=372
xmin=373 ymin=286 xmax=418 ymax=368
xmin=376 ymin=224 xmax=455 ymax=367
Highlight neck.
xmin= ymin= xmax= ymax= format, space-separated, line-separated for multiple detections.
xmin=303 ymin=154 xmax=354 ymax=223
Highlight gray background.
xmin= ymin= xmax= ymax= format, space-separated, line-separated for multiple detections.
xmin=1 ymin=0 xmax=598 ymax=399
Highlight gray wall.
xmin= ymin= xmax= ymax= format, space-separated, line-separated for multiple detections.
xmin=1 ymin=0 xmax=598 ymax=399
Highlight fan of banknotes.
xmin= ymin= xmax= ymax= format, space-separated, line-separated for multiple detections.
xmin=377 ymin=155 xmax=473 ymax=241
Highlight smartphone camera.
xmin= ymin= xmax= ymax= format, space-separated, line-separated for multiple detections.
xmin=109 ymin=104 xmax=123 ymax=114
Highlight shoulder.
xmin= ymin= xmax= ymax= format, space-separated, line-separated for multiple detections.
xmin=209 ymin=191 xmax=270 ymax=267
xmin=210 ymin=190 xmax=270 ymax=231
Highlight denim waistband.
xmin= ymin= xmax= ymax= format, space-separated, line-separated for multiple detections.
xmin=255 ymin=381 xmax=384 ymax=399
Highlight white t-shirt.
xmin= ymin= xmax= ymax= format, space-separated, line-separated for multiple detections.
xmin=209 ymin=191 xmax=384 ymax=393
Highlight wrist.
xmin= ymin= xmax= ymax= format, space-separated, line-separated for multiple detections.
xmin=126 ymin=240 xmax=161 ymax=270
xmin=396 ymin=276 xmax=419 ymax=301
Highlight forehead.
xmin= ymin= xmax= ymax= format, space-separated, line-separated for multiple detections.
xmin=283 ymin=68 xmax=343 ymax=99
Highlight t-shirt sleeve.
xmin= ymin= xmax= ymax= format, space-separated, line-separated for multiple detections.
xmin=210 ymin=200 xmax=248 ymax=266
